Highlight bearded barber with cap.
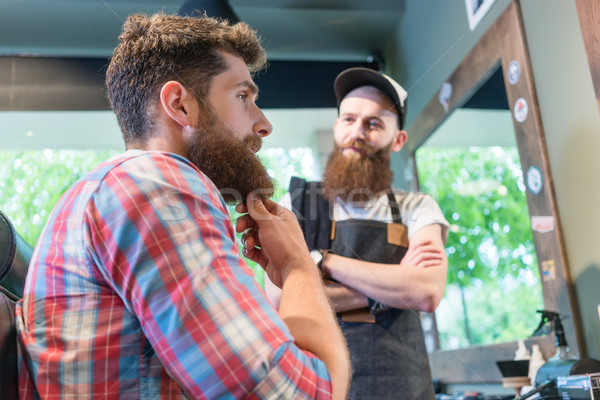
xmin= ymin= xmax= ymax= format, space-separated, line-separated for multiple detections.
xmin=266 ymin=68 xmax=449 ymax=399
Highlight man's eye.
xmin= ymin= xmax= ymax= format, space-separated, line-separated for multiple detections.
xmin=238 ymin=93 xmax=248 ymax=101
xmin=369 ymin=120 xmax=383 ymax=129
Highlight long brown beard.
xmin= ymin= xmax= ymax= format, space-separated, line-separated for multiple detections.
xmin=322 ymin=139 xmax=393 ymax=203
xmin=187 ymin=107 xmax=274 ymax=205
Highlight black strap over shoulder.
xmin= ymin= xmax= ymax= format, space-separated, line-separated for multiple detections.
xmin=289 ymin=177 xmax=307 ymax=233
xmin=386 ymin=190 xmax=402 ymax=224
xmin=288 ymin=177 xmax=332 ymax=251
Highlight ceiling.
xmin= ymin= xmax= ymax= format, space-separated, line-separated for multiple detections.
xmin=0 ymin=0 xmax=403 ymax=61
xmin=0 ymin=0 xmax=406 ymax=152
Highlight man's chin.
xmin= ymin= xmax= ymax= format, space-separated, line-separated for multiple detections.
xmin=186 ymin=125 xmax=274 ymax=206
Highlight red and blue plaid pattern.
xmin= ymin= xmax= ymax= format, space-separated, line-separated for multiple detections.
xmin=16 ymin=150 xmax=332 ymax=399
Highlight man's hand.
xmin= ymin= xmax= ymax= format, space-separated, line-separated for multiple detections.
xmin=235 ymin=192 xmax=312 ymax=288
xmin=400 ymin=239 xmax=445 ymax=268
xmin=237 ymin=193 xmax=351 ymax=400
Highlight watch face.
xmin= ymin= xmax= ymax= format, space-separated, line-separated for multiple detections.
xmin=310 ymin=250 xmax=323 ymax=265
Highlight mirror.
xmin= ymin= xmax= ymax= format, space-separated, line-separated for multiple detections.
xmin=416 ymin=64 xmax=546 ymax=355
xmin=406 ymin=2 xmax=582 ymax=383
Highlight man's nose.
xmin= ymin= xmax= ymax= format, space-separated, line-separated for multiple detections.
xmin=253 ymin=107 xmax=273 ymax=137
xmin=348 ymin=119 xmax=366 ymax=140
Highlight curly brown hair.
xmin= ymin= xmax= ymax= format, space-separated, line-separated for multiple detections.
xmin=105 ymin=13 xmax=267 ymax=145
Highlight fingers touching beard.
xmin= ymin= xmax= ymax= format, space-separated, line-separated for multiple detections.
xmin=186 ymin=111 xmax=274 ymax=205
xmin=322 ymin=139 xmax=393 ymax=203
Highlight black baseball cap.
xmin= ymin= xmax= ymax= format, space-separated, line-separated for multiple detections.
xmin=334 ymin=67 xmax=408 ymax=129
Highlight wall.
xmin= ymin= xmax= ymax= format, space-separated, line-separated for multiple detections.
xmin=519 ymin=0 xmax=600 ymax=359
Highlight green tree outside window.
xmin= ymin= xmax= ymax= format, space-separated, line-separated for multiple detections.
xmin=416 ymin=146 xmax=543 ymax=349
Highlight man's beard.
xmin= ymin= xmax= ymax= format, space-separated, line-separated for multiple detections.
xmin=322 ymin=139 xmax=393 ymax=203
xmin=186 ymin=108 xmax=274 ymax=205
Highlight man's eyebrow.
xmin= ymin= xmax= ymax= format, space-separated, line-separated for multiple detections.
xmin=238 ymin=80 xmax=259 ymax=94
xmin=339 ymin=112 xmax=384 ymax=121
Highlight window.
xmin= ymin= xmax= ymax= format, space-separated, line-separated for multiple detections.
xmin=0 ymin=149 xmax=119 ymax=246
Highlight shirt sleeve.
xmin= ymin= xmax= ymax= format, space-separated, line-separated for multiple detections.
xmin=84 ymin=153 xmax=332 ymax=399
xmin=400 ymin=191 xmax=450 ymax=244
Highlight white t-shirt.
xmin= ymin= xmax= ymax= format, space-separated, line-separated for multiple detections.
xmin=282 ymin=188 xmax=449 ymax=243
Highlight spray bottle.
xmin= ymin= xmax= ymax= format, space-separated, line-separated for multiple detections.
xmin=532 ymin=310 xmax=574 ymax=361
xmin=520 ymin=310 xmax=600 ymax=399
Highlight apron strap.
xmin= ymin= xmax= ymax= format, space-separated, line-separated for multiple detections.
xmin=289 ymin=177 xmax=332 ymax=250
xmin=387 ymin=190 xmax=402 ymax=224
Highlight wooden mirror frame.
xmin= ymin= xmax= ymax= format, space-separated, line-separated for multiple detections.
xmin=408 ymin=1 xmax=583 ymax=383
xmin=575 ymin=0 xmax=600 ymax=115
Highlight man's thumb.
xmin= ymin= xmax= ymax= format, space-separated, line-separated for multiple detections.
xmin=247 ymin=192 xmax=271 ymax=221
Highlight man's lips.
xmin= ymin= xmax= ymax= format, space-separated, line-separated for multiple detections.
xmin=244 ymin=135 xmax=262 ymax=154
xmin=342 ymin=146 xmax=372 ymax=158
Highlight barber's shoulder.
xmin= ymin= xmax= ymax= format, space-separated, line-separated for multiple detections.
xmin=391 ymin=188 xmax=427 ymax=206
xmin=392 ymin=189 xmax=447 ymax=222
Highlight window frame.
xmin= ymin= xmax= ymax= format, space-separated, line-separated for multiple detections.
xmin=408 ymin=1 xmax=583 ymax=383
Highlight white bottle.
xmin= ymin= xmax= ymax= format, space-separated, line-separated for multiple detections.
xmin=515 ymin=339 xmax=531 ymax=360
xmin=528 ymin=344 xmax=545 ymax=386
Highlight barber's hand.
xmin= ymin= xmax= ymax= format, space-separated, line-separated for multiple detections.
xmin=400 ymin=240 xmax=445 ymax=268
xmin=235 ymin=192 xmax=312 ymax=288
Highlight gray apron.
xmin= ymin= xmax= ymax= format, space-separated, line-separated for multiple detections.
xmin=289 ymin=177 xmax=435 ymax=400
xmin=332 ymin=217 xmax=435 ymax=400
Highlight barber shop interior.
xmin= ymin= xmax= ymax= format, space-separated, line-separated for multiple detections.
xmin=1 ymin=1 xmax=600 ymax=399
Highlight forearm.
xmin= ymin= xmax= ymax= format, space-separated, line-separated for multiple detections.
xmin=279 ymin=267 xmax=350 ymax=400
xmin=323 ymin=254 xmax=447 ymax=313
xmin=264 ymin=276 xmax=281 ymax=310
xmin=323 ymin=280 xmax=369 ymax=312
xmin=267 ymin=274 xmax=368 ymax=314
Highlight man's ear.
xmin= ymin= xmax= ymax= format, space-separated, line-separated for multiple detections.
xmin=391 ymin=130 xmax=407 ymax=152
xmin=159 ymin=81 xmax=197 ymax=128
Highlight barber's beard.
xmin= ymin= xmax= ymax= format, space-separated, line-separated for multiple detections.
xmin=322 ymin=139 xmax=393 ymax=203
xmin=186 ymin=109 xmax=274 ymax=205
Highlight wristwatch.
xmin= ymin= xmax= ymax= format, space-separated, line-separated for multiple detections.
xmin=310 ymin=249 xmax=333 ymax=279
xmin=310 ymin=249 xmax=324 ymax=268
